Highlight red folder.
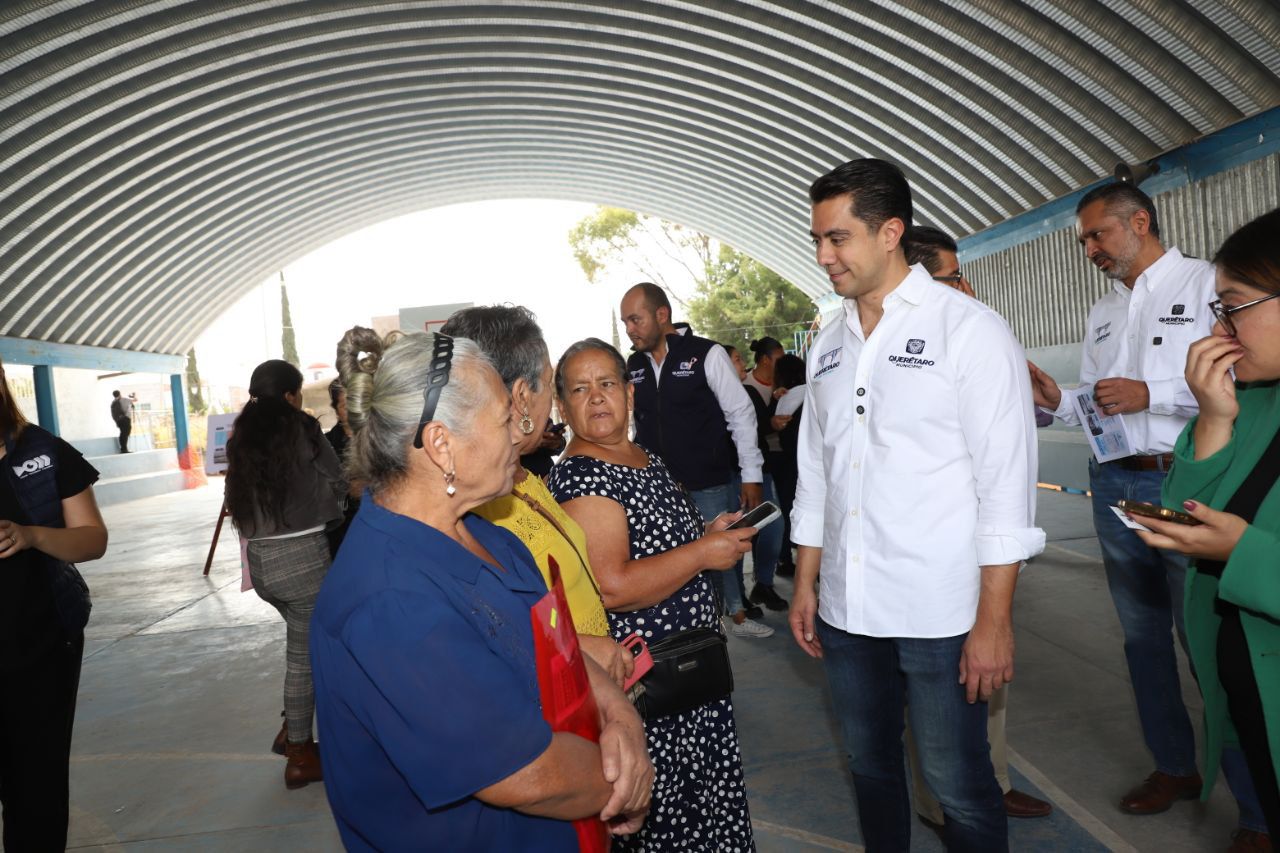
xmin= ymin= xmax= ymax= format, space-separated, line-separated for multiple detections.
xmin=530 ymin=556 xmax=610 ymax=853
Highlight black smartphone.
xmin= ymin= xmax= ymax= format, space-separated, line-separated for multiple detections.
xmin=1117 ymin=499 xmax=1201 ymax=526
xmin=727 ymin=501 xmax=782 ymax=530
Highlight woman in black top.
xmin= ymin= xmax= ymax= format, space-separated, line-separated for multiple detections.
xmin=0 ymin=357 xmax=108 ymax=851
xmin=324 ymin=379 xmax=359 ymax=555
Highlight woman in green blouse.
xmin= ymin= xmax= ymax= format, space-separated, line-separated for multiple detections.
xmin=1133 ymin=207 xmax=1280 ymax=840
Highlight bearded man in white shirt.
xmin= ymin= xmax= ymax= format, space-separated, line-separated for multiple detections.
xmin=1029 ymin=183 xmax=1269 ymax=843
xmin=790 ymin=158 xmax=1044 ymax=853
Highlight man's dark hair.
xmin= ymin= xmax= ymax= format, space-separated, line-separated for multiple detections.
xmin=112 ymin=390 xmax=121 ymax=398
xmin=1075 ymin=182 xmax=1161 ymax=238
xmin=808 ymin=158 xmax=913 ymax=235
xmin=903 ymin=225 xmax=958 ymax=275
xmin=631 ymin=282 xmax=671 ymax=315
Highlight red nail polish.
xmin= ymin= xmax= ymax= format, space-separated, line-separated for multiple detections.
xmin=1183 ymin=500 xmax=1197 ymax=511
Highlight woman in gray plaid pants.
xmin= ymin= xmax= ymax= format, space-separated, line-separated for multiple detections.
xmin=225 ymin=360 xmax=346 ymax=789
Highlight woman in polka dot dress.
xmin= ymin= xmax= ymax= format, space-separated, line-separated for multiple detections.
xmin=547 ymin=338 xmax=758 ymax=852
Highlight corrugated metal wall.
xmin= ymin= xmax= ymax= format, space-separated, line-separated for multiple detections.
xmin=969 ymin=152 xmax=1280 ymax=349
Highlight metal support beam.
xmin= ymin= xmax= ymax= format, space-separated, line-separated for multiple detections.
xmin=32 ymin=365 xmax=59 ymax=435
xmin=0 ymin=336 xmax=184 ymax=374
xmin=170 ymin=374 xmax=189 ymax=466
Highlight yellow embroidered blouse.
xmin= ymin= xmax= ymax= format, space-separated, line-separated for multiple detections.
xmin=475 ymin=469 xmax=610 ymax=637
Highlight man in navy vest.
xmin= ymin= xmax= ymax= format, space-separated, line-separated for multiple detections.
xmin=621 ymin=282 xmax=774 ymax=639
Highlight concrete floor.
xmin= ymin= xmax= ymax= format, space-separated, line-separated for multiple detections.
xmin=43 ymin=484 xmax=1242 ymax=852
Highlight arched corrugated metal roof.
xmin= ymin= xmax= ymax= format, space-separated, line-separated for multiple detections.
xmin=1 ymin=1 xmax=1277 ymax=356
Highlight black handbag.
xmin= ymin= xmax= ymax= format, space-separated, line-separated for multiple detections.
xmin=632 ymin=626 xmax=734 ymax=720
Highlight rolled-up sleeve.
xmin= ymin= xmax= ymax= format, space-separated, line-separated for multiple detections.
xmin=790 ymin=375 xmax=826 ymax=547
xmin=956 ymin=312 xmax=1046 ymax=565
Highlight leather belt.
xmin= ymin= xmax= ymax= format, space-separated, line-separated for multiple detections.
xmin=1109 ymin=453 xmax=1175 ymax=472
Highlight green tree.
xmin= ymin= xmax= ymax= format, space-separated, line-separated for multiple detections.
xmin=687 ymin=246 xmax=815 ymax=350
xmin=568 ymin=206 xmax=814 ymax=346
xmin=185 ymin=348 xmax=207 ymax=415
xmin=280 ymin=271 xmax=300 ymax=367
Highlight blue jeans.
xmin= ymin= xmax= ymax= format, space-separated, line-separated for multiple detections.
xmin=817 ymin=620 xmax=1006 ymax=853
xmin=1090 ymin=459 xmax=1267 ymax=831
xmin=688 ymin=483 xmax=744 ymax=615
xmin=729 ymin=472 xmax=782 ymax=591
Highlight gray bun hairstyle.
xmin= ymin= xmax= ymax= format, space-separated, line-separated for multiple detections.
xmin=336 ymin=326 xmax=495 ymax=494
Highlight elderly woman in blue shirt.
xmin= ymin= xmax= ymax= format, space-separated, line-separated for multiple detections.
xmin=311 ymin=327 xmax=652 ymax=852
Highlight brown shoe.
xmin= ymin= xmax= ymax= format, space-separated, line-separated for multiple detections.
xmin=284 ymin=740 xmax=323 ymax=790
xmin=1119 ymin=771 xmax=1202 ymax=814
xmin=1228 ymin=829 xmax=1272 ymax=852
xmin=271 ymin=720 xmax=287 ymax=756
xmin=1004 ymin=788 xmax=1052 ymax=818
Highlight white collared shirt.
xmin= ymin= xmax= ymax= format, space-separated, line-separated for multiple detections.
xmin=1049 ymin=248 xmax=1215 ymax=454
xmin=792 ymin=266 xmax=1045 ymax=638
xmin=645 ymin=328 xmax=764 ymax=483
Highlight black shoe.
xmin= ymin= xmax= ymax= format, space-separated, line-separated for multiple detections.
xmin=743 ymin=603 xmax=764 ymax=620
xmin=750 ymin=583 xmax=789 ymax=611
xmin=775 ymin=562 xmax=796 ymax=578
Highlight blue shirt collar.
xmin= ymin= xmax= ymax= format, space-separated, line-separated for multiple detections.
xmin=358 ymin=492 xmax=546 ymax=594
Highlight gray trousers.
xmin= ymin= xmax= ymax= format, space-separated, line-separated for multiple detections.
xmin=247 ymin=532 xmax=330 ymax=744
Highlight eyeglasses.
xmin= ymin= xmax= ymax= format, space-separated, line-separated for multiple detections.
xmin=1208 ymin=293 xmax=1280 ymax=337
xmin=932 ymin=273 xmax=963 ymax=285
xmin=412 ymin=333 xmax=455 ymax=449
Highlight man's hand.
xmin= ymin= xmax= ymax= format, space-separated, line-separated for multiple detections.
xmin=1027 ymin=361 xmax=1062 ymax=411
xmin=959 ymin=616 xmax=1014 ymax=703
xmin=1132 ymin=500 xmax=1247 ymax=562
xmin=1093 ymin=377 xmax=1149 ymax=415
xmin=788 ymin=546 xmax=823 ymax=658
xmin=740 ymin=482 xmax=763 ymax=511
xmin=770 ymin=414 xmax=793 ymax=432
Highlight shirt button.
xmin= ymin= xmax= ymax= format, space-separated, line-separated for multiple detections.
xmin=851 ymin=555 xmax=860 ymax=563
xmin=852 ymin=460 xmax=860 ymax=469
xmin=858 ymin=415 xmax=865 ymax=424
xmin=856 ymin=405 xmax=865 ymax=414
xmin=849 ymin=508 xmax=858 ymax=517
xmin=856 ymin=387 xmax=866 ymax=396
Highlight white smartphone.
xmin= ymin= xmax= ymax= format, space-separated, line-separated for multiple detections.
xmin=727 ymin=500 xmax=782 ymax=530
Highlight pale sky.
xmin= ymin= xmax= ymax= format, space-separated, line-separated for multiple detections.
xmin=193 ymin=199 xmax=664 ymax=388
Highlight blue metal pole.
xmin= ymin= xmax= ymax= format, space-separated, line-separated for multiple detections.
xmin=32 ymin=365 xmax=59 ymax=436
xmin=170 ymin=373 xmax=189 ymax=465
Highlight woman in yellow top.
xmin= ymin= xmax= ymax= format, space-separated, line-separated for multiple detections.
xmin=441 ymin=305 xmax=631 ymax=684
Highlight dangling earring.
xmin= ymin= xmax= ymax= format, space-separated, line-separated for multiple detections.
xmin=444 ymin=470 xmax=457 ymax=496
xmin=519 ymin=411 xmax=535 ymax=435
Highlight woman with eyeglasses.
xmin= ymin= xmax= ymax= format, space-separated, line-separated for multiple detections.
xmin=310 ymin=329 xmax=650 ymax=851
xmin=1132 ymin=208 xmax=1280 ymax=840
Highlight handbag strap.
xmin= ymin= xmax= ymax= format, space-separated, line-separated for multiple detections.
xmin=512 ymin=489 xmax=604 ymax=600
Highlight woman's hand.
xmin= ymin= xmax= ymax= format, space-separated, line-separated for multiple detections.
xmin=578 ymin=635 xmax=634 ymax=688
xmin=770 ymin=414 xmax=793 ymax=432
xmin=697 ymin=527 xmax=756 ymax=570
xmin=706 ymin=510 xmax=742 ymax=533
xmin=1185 ymin=335 xmax=1244 ymax=423
xmin=0 ymin=520 xmax=30 ymax=558
xmin=1132 ymin=500 xmax=1248 ymax=562
xmin=588 ymin=663 xmax=654 ymax=832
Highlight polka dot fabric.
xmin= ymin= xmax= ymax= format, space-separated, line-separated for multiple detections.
xmin=548 ymin=450 xmax=755 ymax=852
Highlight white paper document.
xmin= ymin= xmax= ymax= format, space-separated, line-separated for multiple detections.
xmin=775 ymin=387 xmax=804 ymax=418
xmin=1109 ymin=504 xmax=1152 ymax=532
xmin=1068 ymin=385 xmax=1134 ymax=463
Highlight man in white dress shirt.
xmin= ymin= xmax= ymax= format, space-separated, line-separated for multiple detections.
xmin=1029 ymin=183 xmax=1268 ymax=842
xmin=790 ymin=159 xmax=1044 ymax=852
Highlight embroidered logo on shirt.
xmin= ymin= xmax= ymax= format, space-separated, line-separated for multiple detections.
xmin=1158 ymin=305 xmax=1195 ymax=325
xmin=814 ymin=347 xmax=842 ymax=378
xmin=905 ymin=339 xmax=926 ymax=355
xmin=11 ymin=454 xmax=51 ymax=478
xmin=629 ymin=369 xmax=646 ymax=384
xmin=671 ymin=356 xmax=699 ymax=378
xmin=1094 ymin=321 xmax=1112 ymax=344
